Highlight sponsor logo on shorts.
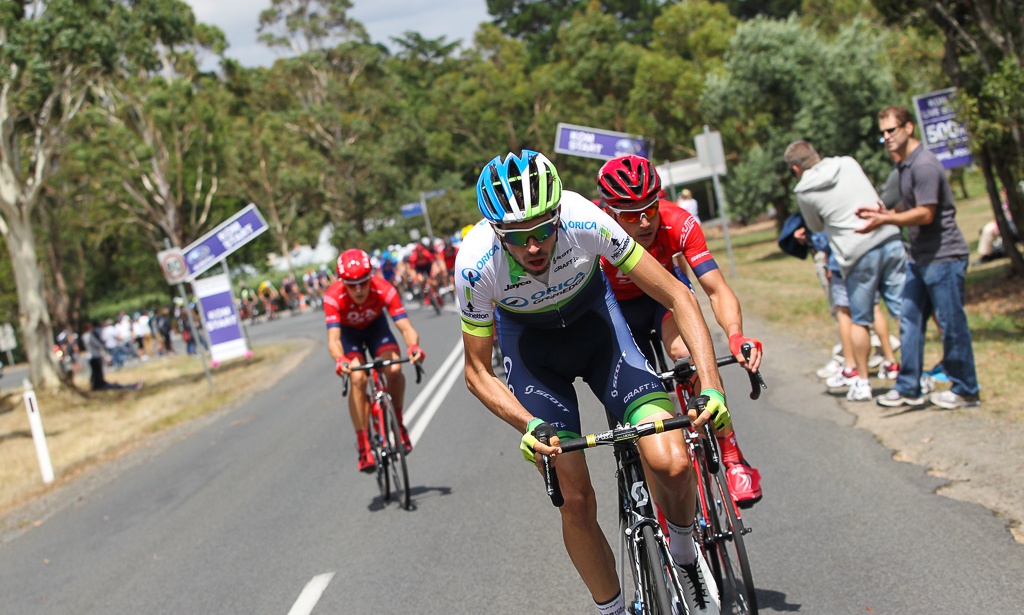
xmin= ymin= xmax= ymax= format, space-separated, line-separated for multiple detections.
xmin=524 ymin=384 xmax=571 ymax=414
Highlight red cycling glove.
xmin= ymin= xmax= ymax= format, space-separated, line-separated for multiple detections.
xmin=335 ymin=356 xmax=349 ymax=376
xmin=409 ymin=344 xmax=425 ymax=362
xmin=728 ymin=334 xmax=763 ymax=358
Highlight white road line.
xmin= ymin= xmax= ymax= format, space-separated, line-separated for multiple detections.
xmin=287 ymin=572 xmax=335 ymax=615
xmin=404 ymin=340 xmax=465 ymax=443
xmin=409 ymin=359 xmax=465 ymax=445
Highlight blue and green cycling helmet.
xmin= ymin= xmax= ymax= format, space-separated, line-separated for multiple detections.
xmin=476 ymin=150 xmax=562 ymax=224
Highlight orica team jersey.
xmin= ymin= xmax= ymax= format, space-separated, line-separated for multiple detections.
xmin=601 ymin=201 xmax=717 ymax=301
xmin=455 ymin=191 xmax=643 ymax=337
xmin=324 ymin=276 xmax=407 ymax=330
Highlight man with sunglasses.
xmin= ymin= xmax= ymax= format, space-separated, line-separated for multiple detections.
xmin=325 ymin=248 xmax=425 ymax=473
xmin=596 ymin=154 xmax=765 ymax=509
xmin=856 ymin=105 xmax=979 ymax=410
xmin=457 ymin=149 xmax=726 ymax=615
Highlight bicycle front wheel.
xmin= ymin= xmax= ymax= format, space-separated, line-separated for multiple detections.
xmin=381 ymin=394 xmax=411 ymax=510
xmin=638 ymin=525 xmax=675 ymax=615
xmin=707 ymin=468 xmax=757 ymax=614
xmin=368 ymin=402 xmax=389 ymax=501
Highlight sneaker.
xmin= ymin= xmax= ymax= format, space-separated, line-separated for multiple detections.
xmin=357 ymin=447 xmax=376 ymax=473
xmin=868 ymin=351 xmax=885 ymax=369
xmin=929 ymin=390 xmax=981 ymax=410
xmin=826 ymin=367 xmax=858 ymax=389
xmin=846 ymin=379 xmax=873 ymax=402
xmin=725 ymin=460 xmax=762 ymax=509
xmin=927 ymin=364 xmax=950 ymax=383
xmin=920 ymin=374 xmax=936 ymax=395
xmin=876 ymin=388 xmax=926 ymax=408
xmin=877 ymin=361 xmax=899 ymax=380
xmin=889 ymin=334 xmax=901 ymax=353
xmin=679 ymin=554 xmax=721 ymax=615
xmin=816 ymin=358 xmax=843 ymax=379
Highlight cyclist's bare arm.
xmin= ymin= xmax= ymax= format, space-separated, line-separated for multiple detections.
xmin=393 ymin=318 xmax=423 ymax=362
xmin=327 ymin=327 xmax=348 ymax=369
xmin=624 ymin=251 xmax=724 ymax=394
xmin=463 ymin=331 xmax=557 ymax=455
xmin=695 ymin=269 xmax=761 ymax=371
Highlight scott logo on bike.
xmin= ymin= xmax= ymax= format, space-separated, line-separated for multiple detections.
xmin=630 ymin=481 xmax=649 ymax=507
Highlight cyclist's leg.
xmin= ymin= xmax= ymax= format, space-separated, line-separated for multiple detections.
xmin=367 ymin=318 xmax=410 ymax=449
xmin=499 ymin=313 xmax=619 ymax=604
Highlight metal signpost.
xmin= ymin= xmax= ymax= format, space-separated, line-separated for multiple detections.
xmin=553 ymin=123 xmax=650 ymax=161
xmin=912 ymin=88 xmax=974 ymax=170
xmin=402 ymin=189 xmax=446 ymax=241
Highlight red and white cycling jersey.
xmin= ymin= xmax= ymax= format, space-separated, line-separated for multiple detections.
xmin=600 ymin=200 xmax=717 ymax=300
xmin=323 ymin=276 xmax=408 ymax=329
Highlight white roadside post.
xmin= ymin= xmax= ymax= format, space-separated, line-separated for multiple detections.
xmin=22 ymin=379 xmax=54 ymax=484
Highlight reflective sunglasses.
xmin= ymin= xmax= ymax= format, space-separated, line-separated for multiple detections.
xmin=606 ymin=199 xmax=660 ymax=223
xmin=343 ymin=275 xmax=371 ymax=287
xmin=493 ymin=214 xmax=560 ymax=247
xmin=878 ymin=125 xmax=904 ymax=138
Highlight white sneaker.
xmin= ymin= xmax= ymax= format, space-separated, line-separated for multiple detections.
xmin=846 ymin=379 xmax=873 ymax=402
xmin=868 ymin=351 xmax=885 ymax=369
xmin=816 ymin=358 xmax=843 ymax=379
xmin=877 ymin=361 xmax=899 ymax=380
xmin=679 ymin=553 xmax=721 ymax=615
xmin=920 ymin=374 xmax=936 ymax=395
xmin=889 ymin=334 xmax=901 ymax=353
xmin=826 ymin=367 xmax=858 ymax=389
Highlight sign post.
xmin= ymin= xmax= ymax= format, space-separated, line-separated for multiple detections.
xmin=912 ymin=88 xmax=973 ymax=170
xmin=698 ymin=125 xmax=736 ymax=275
xmin=403 ymin=189 xmax=446 ymax=241
xmin=554 ymin=123 xmax=650 ymax=161
xmin=23 ymin=379 xmax=54 ymax=484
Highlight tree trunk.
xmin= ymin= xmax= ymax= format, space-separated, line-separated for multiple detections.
xmin=977 ymin=146 xmax=1024 ymax=276
xmin=3 ymin=211 xmax=62 ymax=390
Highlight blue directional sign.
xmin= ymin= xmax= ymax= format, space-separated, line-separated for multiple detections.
xmin=401 ymin=201 xmax=425 ymax=218
xmin=554 ymin=122 xmax=650 ymax=161
xmin=182 ymin=204 xmax=269 ymax=281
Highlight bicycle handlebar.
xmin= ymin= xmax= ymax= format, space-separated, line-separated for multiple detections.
xmin=341 ymin=356 xmax=424 ymax=396
xmin=655 ymin=343 xmax=767 ymax=401
xmin=540 ymin=416 xmax=692 ymax=508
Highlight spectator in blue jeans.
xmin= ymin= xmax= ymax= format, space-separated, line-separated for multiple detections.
xmin=786 ymin=140 xmax=906 ymax=402
xmin=857 ymin=105 xmax=980 ymax=409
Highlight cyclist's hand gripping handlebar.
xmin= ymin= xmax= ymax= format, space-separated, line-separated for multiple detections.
xmin=689 ymin=395 xmax=720 ymax=474
xmin=741 ymin=342 xmax=767 ymax=400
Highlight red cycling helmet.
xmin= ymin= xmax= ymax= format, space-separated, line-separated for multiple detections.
xmin=336 ymin=249 xmax=372 ymax=282
xmin=596 ymin=155 xmax=662 ymax=206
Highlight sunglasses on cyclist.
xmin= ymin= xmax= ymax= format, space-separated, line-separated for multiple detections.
xmin=343 ymin=276 xmax=371 ymax=287
xmin=606 ymin=199 xmax=659 ymax=224
xmin=493 ymin=213 xmax=560 ymax=247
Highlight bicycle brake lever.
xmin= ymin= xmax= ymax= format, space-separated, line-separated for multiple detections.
xmin=740 ymin=343 xmax=767 ymax=400
xmin=694 ymin=396 xmax=721 ymax=475
xmin=414 ymin=362 xmax=424 ymax=384
xmin=542 ymin=453 xmax=564 ymax=507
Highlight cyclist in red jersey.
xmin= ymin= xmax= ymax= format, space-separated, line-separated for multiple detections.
xmin=325 ymin=249 xmax=425 ymax=472
xmin=597 ymin=155 xmax=765 ymax=508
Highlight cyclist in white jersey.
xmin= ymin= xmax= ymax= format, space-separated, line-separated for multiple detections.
xmin=456 ymin=150 xmax=727 ymax=615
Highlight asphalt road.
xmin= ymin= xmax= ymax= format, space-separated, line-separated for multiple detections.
xmin=1 ymin=300 xmax=1022 ymax=614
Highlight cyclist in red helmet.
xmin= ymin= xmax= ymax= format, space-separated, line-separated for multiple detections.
xmin=325 ymin=248 xmax=425 ymax=473
xmin=597 ymin=154 xmax=765 ymax=508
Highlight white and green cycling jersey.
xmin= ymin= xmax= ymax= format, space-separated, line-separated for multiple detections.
xmin=455 ymin=191 xmax=644 ymax=337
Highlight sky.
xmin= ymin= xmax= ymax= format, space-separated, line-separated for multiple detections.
xmin=185 ymin=0 xmax=492 ymax=69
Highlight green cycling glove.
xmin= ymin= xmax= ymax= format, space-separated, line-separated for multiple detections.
xmin=700 ymin=389 xmax=731 ymax=431
xmin=520 ymin=418 xmax=557 ymax=464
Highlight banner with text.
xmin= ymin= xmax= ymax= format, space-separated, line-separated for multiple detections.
xmin=912 ymin=88 xmax=974 ymax=170
xmin=553 ymin=123 xmax=650 ymax=161
xmin=193 ymin=273 xmax=248 ymax=364
xmin=183 ymin=204 xmax=269 ymax=282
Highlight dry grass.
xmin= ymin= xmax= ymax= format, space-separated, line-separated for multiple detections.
xmin=0 ymin=341 xmax=312 ymax=519
xmin=704 ymin=182 xmax=1023 ymax=418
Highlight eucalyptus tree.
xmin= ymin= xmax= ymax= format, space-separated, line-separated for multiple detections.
xmin=701 ymin=15 xmax=897 ymax=222
xmin=91 ymin=1 xmax=230 ymax=251
xmin=0 ymin=0 xmax=134 ymax=389
xmin=872 ymin=0 xmax=1024 ymax=275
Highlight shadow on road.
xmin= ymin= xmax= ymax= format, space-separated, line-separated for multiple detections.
xmin=366 ymin=484 xmax=453 ymax=512
xmin=755 ymin=587 xmax=801 ymax=611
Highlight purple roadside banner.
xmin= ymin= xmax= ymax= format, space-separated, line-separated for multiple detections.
xmin=184 ymin=204 xmax=268 ymax=281
xmin=912 ymin=88 xmax=974 ymax=170
xmin=194 ymin=273 xmax=248 ymax=364
xmin=553 ymin=123 xmax=650 ymax=161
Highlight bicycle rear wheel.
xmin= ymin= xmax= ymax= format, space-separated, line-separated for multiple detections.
xmin=381 ymin=394 xmax=411 ymax=510
xmin=638 ymin=525 xmax=675 ymax=614
xmin=706 ymin=468 xmax=757 ymax=614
